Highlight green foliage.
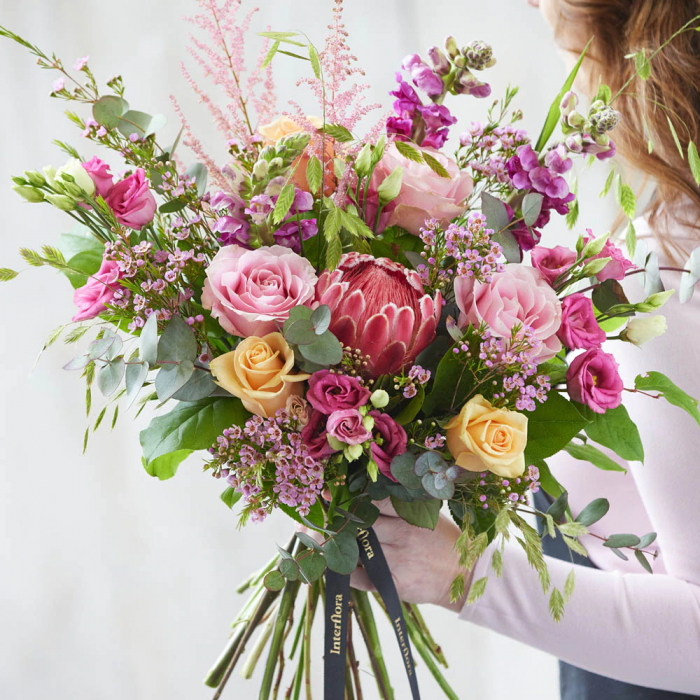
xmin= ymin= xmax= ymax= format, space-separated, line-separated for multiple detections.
xmin=565 ymin=198 xmax=579 ymax=229
xmin=394 ymin=384 xmax=425 ymax=425
xmin=689 ymin=142 xmax=700 ymax=186
xmin=140 ymin=397 xmax=249 ymax=480
xmin=549 ymin=587 xmax=565 ymax=622
xmin=421 ymin=151 xmax=450 ymax=178
xmin=524 ymin=392 xmax=589 ymax=462
xmin=466 ymin=577 xmax=488 ymax=605
xmin=0 ymin=268 xmax=19 ymax=281
xmin=116 ymin=110 xmax=167 ymax=139
xmin=564 ymin=441 xmax=627 ymax=473
xmin=140 ymin=313 xmax=159 ymax=366
xmin=305 ymin=155 xmax=323 ymax=195
xmin=635 ymin=371 xmax=700 ymax=427
xmin=581 ymin=404 xmax=644 ymax=462
xmin=450 ymin=573 xmax=466 ymax=603
xmin=394 ymin=140 xmax=423 ymax=163
xmin=220 ymin=487 xmax=242 ymax=509
xmin=155 ymin=360 xmax=195 ymax=401
xmin=618 ymin=183 xmax=636 ymax=219
xmin=273 ymin=183 xmax=296 ymax=224
xmin=633 ymin=49 xmax=651 ymax=80
xmin=58 ymin=231 xmax=104 ymax=288
xmin=390 ymin=495 xmax=440 ymax=530
xmin=322 ymin=526 xmax=359 ymax=575
xmin=264 ymin=571 xmax=285 ymax=591
xmin=522 ymin=193 xmax=544 ymax=227
xmin=666 ymin=114 xmax=685 ymax=160
xmin=97 ymin=358 xmax=125 ymax=397
xmin=308 ymin=44 xmax=321 ymax=79
xmin=261 ymin=40 xmax=280 ymax=69
xmin=422 ymin=348 xmax=473 ymax=416
xmin=679 ymin=247 xmax=700 ymax=303
xmin=575 ymin=498 xmax=610 ymax=527
xmin=600 ymin=168 xmax=615 ymax=199
xmin=157 ymin=315 xmax=197 ymax=363
xmin=93 ymin=95 xmax=129 ymax=129
xmin=535 ymin=38 xmax=592 ymax=152
xmin=604 ymin=533 xmax=640 ymax=548
xmin=319 ymin=123 xmax=354 ymax=143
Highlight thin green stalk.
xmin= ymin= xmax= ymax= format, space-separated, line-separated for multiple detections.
xmin=345 ymin=657 xmax=356 ymax=700
xmin=403 ymin=606 xmax=459 ymax=700
xmin=350 ymin=591 xmax=394 ymax=700
xmin=291 ymin=647 xmax=304 ymax=700
xmin=347 ymin=617 xmax=363 ymax=700
xmin=259 ymin=577 xmax=302 ymax=700
xmin=240 ymin=613 xmax=276 ymax=679
xmin=304 ymin=582 xmax=318 ymax=700
xmin=289 ymin=605 xmax=307 ymax=660
xmin=406 ymin=604 xmax=448 ymax=667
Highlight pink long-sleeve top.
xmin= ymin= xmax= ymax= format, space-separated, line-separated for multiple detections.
xmin=460 ymin=215 xmax=700 ymax=695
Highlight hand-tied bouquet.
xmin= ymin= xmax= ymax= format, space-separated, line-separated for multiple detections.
xmin=4 ymin=2 xmax=700 ymax=698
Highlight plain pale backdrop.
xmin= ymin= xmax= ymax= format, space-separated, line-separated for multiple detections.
xmin=0 ymin=1 xmax=619 ymax=698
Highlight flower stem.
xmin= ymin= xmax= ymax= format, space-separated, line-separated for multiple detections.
xmin=304 ymin=582 xmax=318 ymax=700
xmin=240 ymin=614 xmax=275 ymax=679
xmin=406 ymin=604 xmax=448 ymax=667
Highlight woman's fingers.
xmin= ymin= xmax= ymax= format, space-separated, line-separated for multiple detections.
xmin=350 ymin=566 xmax=375 ymax=592
xmin=374 ymin=497 xmax=399 ymax=518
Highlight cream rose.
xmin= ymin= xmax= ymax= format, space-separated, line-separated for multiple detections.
xmin=258 ymin=115 xmax=323 ymax=145
xmin=209 ymin=333 xmax=309 ymax=418
xmin=445 ymin=394 xmax=528 ymax=478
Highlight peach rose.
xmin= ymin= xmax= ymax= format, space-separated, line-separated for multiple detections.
xmin=257 ymin=115 xmax=335 ymax=195
xmin=209 ymin=333 xmax=309 ymax=418
xmin=445 ymin=394 xmax=528 ymax=478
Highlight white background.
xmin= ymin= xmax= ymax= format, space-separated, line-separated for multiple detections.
xmin=0 ymin=1 xmax=619 ymax=698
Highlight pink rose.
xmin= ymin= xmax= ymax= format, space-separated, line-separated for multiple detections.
xmin=557 ymin=293 xmax=606 ymax=350
xmin=455 ymin=265 xmax=562 ymax=360
xmin=530 ymin=245 xmax=577 ymax=286
xmin=306 ymin=370 xmax=371 ymax=415
xmin=300 ymin=410 xmax=337 ymax=460
xmin=81 ymin=156 xmax=114 ymax=198
xmin=72 ymin=256 xmax=122 ymax=322
xmin=366 ymin=144 xmax=472 ymax=235
xmin=566 ymin=348 xmax=623 ymax=414
xmin=202 ymin=245 xmax=318 ymax=338
xmin=369 ymin=411 xmax=408 ymax=481
xmin=105 ymin=168 xmax=156 ymax=230
xmin=584 ymin=231 xmax=634 ymax=282
xmin=326 ymin=409 xmax=372 ymax=446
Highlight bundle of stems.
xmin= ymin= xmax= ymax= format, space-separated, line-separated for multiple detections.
xmin=204 ymin=535 xmax=458 ymax=699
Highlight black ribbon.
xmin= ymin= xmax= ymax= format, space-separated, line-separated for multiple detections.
xmin=324 ymin=526 xmax=421 ymax=700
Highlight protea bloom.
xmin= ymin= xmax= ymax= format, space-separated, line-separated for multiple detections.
xmin=315 ymin=253 xmax=441 ymax=376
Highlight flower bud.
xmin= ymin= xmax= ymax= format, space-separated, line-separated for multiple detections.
xmin=567 ymin=110 xmax=586 ymax=130
xmin=24 ymin=170 xmax=46 ymax=187
xmin=56 ymin=158 xmax=95 ymax=197
xmin=42 ymin=165 xmax=58 ymax=188
xmin=581 ymin=256 xmax=612 ymax=277
xmin=581 ymin=231 xmax=610 ymax=259
xmin=252 ymin=159 xmax=269 ymax=180
xmin=590 ymin=107 xmax=621 ymax=135
xmin=345 ymin=443 xmax=364 ymax=461
xmin=269 ymin=157 xmax=284 ymax=170
xmin=12 ymin=185 xmax=45 ymax=203
xmin=559 ymin=90 xmax=578 ymax=118
xmin=635 ymin=289 xmax=675 ymax=312
xmin=45 ymin=193 xmax=76 ymax=211
xmin=427 ymin=46 xmax=451 ymax=75
xmin=621 ymin=315 xmax=667 ymax=346
xmin=463 ymin=40 xmax=495 ymax=70
xmin=453 ymin=55 xmax=466 ymax=69
xmin=565 ymin=134 xmax=584 ymax=153
xmin=370 ymin=389 xmax=390 ymax=409
xmin=362 ymin=415 xmax=375 ymax=432
xmin=259 ymin=145 xmax=276 ymax=160
xmin=444 ymin=35 xmax=459 ymax=59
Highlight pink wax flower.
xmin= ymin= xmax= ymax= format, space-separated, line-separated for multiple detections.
xmin=72 ymin=256 xmax=122 ymax=322
xmin=315 ymin=253 xmax=441 ymax=377
xmin=81 ymin=156 xmax=114 ymax=198
xmin=326 ymin=409 xmax=372 ymax=446
xmin=530 ymin=245 xmax=577 ymax=286
xmin=365 ymin=144 xmax=472 ymax=235
xmin=557 ymin=293 xmax=607 ymax=350
xmin=369 ymin=411 xmax=408 ymax=481
xmin=300 ymin=410 xmax=336 ymax=460
xmin=567 ymin=348 xmax=623 ymax=414
xmin=306 ymin=370 xmax=371 ymax=415
xmin=584 ymin=230 xmax=634 ymax=282
xmin=455 ymin=264 xmax=562 ymax=360
xmin=105 ymin=169 xmax=156 ymax=230
xmin=202 ymin=245 xmax=318 ymax=338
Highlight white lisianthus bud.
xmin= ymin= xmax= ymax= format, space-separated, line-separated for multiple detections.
xmin=12 ymin=185 xmax=45 ymax=203
xmin=370 ymin=389 xmax=390 ymax=408
xmin=56 ymin=158 xmax=95 ymax=197
xmin=327 ymin=434 xmax=344 ymax=452
xmin=635 ymin=289 xmax=675 ymax=312
xmin=42 ymin=165 xmax=57 ymax=188
xmin=621 ymin=315 xmax=667 ymax=346
xmin=24 ymin=170 xmax=46 ymax=187
xmin=580 ymin=256 xmax=612 ymax=277
xmin=581 ymin=231 xmax=610 ymax=258
xmin=45 ymin=193 xmax=76 ymax=211
xmin=345 ymin=443 xmax=364 ymax=462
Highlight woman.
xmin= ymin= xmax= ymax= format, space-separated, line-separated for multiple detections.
xmin=351 ymin=2 xmax=700 ymax=697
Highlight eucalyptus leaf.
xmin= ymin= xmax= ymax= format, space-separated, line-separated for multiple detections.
xmin=391 ymin=495 xmax=440 ymax=530
xmin=155 ymin=360 xmax=195 ymax=401
xmin=421 ymin=472 xmax=455 ymax=499
xmin=323 ymin=529 xmax=359 ymax=575
xmin=63 ymin=354 xmax=91 ymax=371
xmin=264 ymin=571 xmax=286 ymax=591
xmin=298 ymin=330 xmax=343 ymax=366
xmin=493 ymin=229 xmax=521 ymax=264
xmin=295 ymin=531 xmax=324 ymax=552
xmin=157 ymin=316 xmax=197 ymax=363
xmin=279 ymin=559 xmax=299 ymax=581
xmin=285 ymin=318 xmax=318 ymax=345
xmin=92 ymin=95 xmax=129 ymax=129
xmin=171 ymin=367 xmax=217 ymax=402
xmin=297 ymin=552 xmax=326 ymax=582
xmin=88 ymin=336 xmax=116 ymax=360
xmin=390 ymin=452 xmax=422 ymax=490
xmin=125 ymin=361 xmax=149 ymax=408
xmin=603 ymin=533 xmax=640 ymax=549
xmin=97 ymin=358 xmax=125 ymax=397
xmin=310 ymin=305 xmax=331 ymax=335
xmin=638 ymin=532 xmax=657 ymax=549
xmin=575 ymin=498 xmax=610 ymax=527
xmin=522 ymin=192 xmax=544 ymax=227
xmin=140 ymin=313 xmax=159 ymax=366
xmin=481 ymin=192 xmax=509 ymax=233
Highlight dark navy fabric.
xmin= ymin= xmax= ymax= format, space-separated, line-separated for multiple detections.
xmin=532 ymin=490 xmax=699 ymax=699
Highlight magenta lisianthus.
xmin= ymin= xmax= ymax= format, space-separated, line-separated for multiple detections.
xmin=81 ymin=156 xmax=114 ymax=198
xmin=315 ymin=253 xmax=441 ymax=377
xmin=306 ymin=370 xmax=370 ymax=415
xmin=326 ymin=409 xmax=372 ymax=446
xmin=566 ymin=348 xmax=623 ymax=413
xmin=557 ymin=293 xmax=607 ymax=350
xmin=300 ymin=410 xmax=337 ymax=460
xmin=72 ymin=256 xmax=122 ymax=322
xmin=105 ymin=169 xmax=156 ymax=230
xmin=369 ymin=411 xmax=408 ymax=481
xmin=530 ymin=245 xmax=577 ymax=286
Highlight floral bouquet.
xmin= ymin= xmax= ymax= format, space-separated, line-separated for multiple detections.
xmin=3 ymin=2 xmax=700 ymax=698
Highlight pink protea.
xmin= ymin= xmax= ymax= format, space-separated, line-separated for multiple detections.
xmin=315 ymin=253 xmax=441 ymax=377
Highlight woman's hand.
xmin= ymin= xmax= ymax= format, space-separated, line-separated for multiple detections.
xmin=351 ymin=499 xmax=469 ymax=612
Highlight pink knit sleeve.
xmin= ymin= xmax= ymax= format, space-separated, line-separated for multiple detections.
xmin=460 ymin=261 xmax=700 ymax=695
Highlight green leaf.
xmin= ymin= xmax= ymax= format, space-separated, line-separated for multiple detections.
xmin=625 ymin=220 xmax=637 ymax=259
xmin=172 ymin=367 xmax=217 ymax=402
xmin=600 ymin=168 xmax=615 ymax=199
xmin=535 ymin=38 xmax=592 ymax=153
xmin=159 ymin=199 xmax=187 ymax=214
xmin=140 ymin=313 xmax=159 ymax=366
xmin=422 ymin=349 xmax=474 ymax=416
xmin=565 ymin=198 xmax=579 ymax=230
xmin=619 ymin=183 xmax=636 ymax=219
xmin=125 ymin=361 xmax=149 ymax=408
xmin=306 ymin=155 xmax=323 ymax=195
xmin=261 ymin=40 xmax=280 ymax=69
xmin=93 ymin=406 xmax=107 ymax=432
xmin=564 ymin=441 xmax=627 ymax=473
xmin=575 ymin=498 xmax=610 ymax=527
xmin=140 ymin=397 xmax=249 ymax=480
xmin=466 ymin=576 xmax=488 ymax=605
xmin=295 ymin=531 xmax=324 ymax=552
xmin=635 ymin=549 xmax=653 ymax=573
xmin=92 ymin=95 xmax=129 ymax=129
xmin=157 ymin=315 xmax=197 ymax=363
xmin=308 ymin=44 xmax=321 ymax=78
xmin=280 ymin=558 xmax=300 ymax=581
xmin=394 ymin=384 xmax=425 ymax=425
xmin=298 ymin=329 xmax=343 ymax=366
xmin=557 ymin=521 xmax=588 ymax=538
xmin=638 ymin=531 xmax=657 ymax=549
xmin=634 ymin=49 xmax=651 ymax=80
xmin=273 ymin=183 xmax=296 ymax=224
xmin=58 ymin=231 xmax=104 ymax=288
xmin=377 ymin=166 xmax=403 ymax=206
xmin=155 ymin=360 xmax=195 ymax=401
xmin=680 ymin=247 xmax=700 ymax=304
xmin=263 ymin=570 xmax=286 ymax=591
xmin=667 ymin=115 xmax=685 ymax=160
xmin=635 ymin=371 xmax=700 ymax=426
xmin=390 ymin=495 xmax=440 ymax=530
xmin=604 ymin=533 xmax=640 ymax=548
xmin=394 ymin=140 xmax=423 ymax=163
xmin=117 ymin=110 xmax=167 ymax=139
xmin=297 ymin=552 xmax=326 ymax=582
xmin=547 ymin=491 xmax=569 ymax=521
xmin=482 ymin=192 xmax=510 ymax=233
xmin=688 ymin=142 xmax=700 ymax=186
xmin=390 ymin=452 xmax=422 ymax=490
xmin=324 ymin=206 xmax=343 ymax=241
xmin=319 ymin=123 xmax=354 ymax=143
xmin=97 ymin=358 xmax=125 ymax=397
xmin=581 ymin=404 xmax=644 ymax=463
xmin=525 ymin=392 xmax=589 ymax=462
xmin=220 ymin=487 xmax=242 ymax=509
xmin=323 ymin=529 xmax=359 ymax=575
xmin=522 ymin=192 xmax=544 ymax=227
xmin=285 ymin=318 xmax=318 ymax=345
xmin=421 ymin=151 xmax=450 ymax=178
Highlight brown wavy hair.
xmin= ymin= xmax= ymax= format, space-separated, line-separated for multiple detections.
xmin=553 ymin=0 xmax=700 ymax=255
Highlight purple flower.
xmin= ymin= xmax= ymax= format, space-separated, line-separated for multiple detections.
xmin=291 ymin=189 xmax=314 ymax=214
xmin=214 ymin=215 xmax=251 ymax=247
xmin=274 ymin=219 xmax=318 ymax=252
xmin=306 ymin=370 xmax=370 ymax=415
xmin=386 ymin=116 xmax=413 ymax=140
xmin=418 ymin=103 xmax=457 ymax=131
xmin=389 ymin=72 xmax=422 ymax=116
xmin=326 ymin=409 xmax=372 ymax=446
xmin=411 ymin=64 xmax=444 ymax=96
xmin=369 ymin=411 xmax=408 ymax=481
xmin=245 ymin=194 xmax=274 ymax=223
xmin=544 ymin=144 xmax=573 ymax=175
xmin=421 ymin=130 xmax=450 ymax=149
